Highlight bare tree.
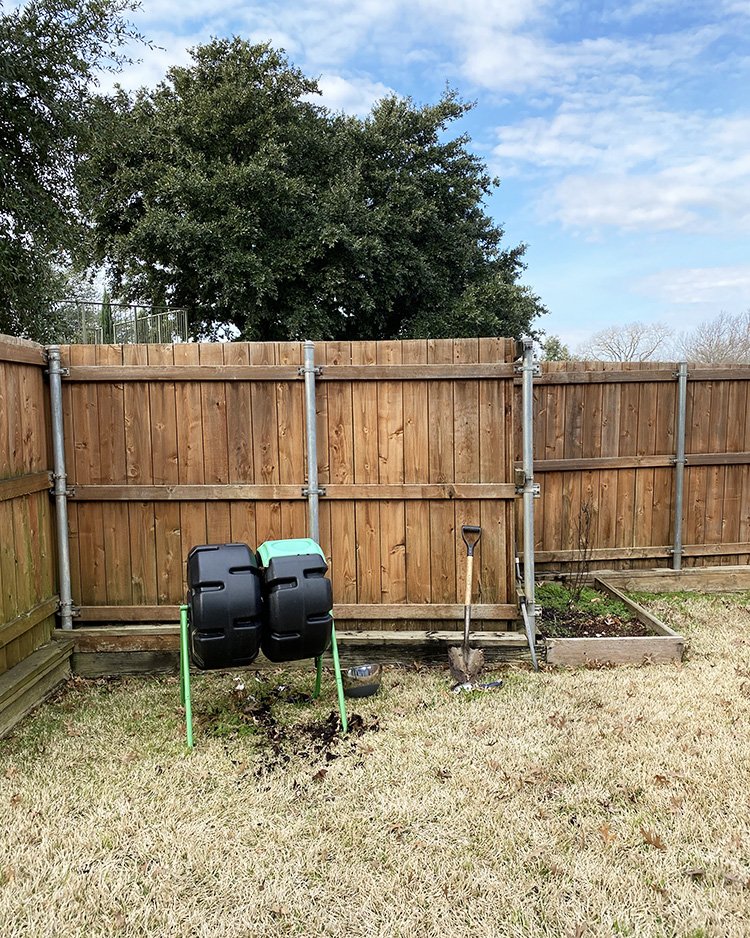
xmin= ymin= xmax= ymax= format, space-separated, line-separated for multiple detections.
xmin=676 ymin=310 xmax=750 ymax=363
xmin=576 ymin=321 xmax=673 ymax=361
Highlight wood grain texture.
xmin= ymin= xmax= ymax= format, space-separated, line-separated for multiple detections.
xmin=546 ymin=636 xmax=684 ymax=667
xmin=0 ymin=349 xmax=56 ymax=676
xmin=75 ymin=602 xmax=518 ymax=622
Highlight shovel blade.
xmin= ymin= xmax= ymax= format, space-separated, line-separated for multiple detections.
xmin=448 ymin=646 xmax=485 ymax=684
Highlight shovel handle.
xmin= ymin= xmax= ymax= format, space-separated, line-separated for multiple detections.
xmin=464 ymin=553 xmax=474 ymax=608
xmin=462 ymin=524 xmax=482 ymax=556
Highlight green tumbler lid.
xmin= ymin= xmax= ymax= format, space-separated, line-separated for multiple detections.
xmin=257 ymin=537 xmax=326 ymax=567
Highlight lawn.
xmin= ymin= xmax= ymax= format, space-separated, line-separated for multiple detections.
xmin=1 ymin=593 xmax=749 ymax=937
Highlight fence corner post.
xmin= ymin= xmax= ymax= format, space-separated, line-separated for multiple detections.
xmin=46 ymin=346 xmax=74 ymax=630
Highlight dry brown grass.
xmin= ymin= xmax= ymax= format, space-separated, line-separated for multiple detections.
xmin=1 ymin=593 xmax=749 ymax=938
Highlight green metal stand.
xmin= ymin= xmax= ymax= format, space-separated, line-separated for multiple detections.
xmin=179 ymin=604 xmax=194 ymax=750
xmin=330 ymin=619 xmax=348 ymax=733
xmin=178 ymin=606 xmax=347 ymax=748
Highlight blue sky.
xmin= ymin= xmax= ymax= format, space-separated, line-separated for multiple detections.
xmin=111 ymin=0 xmax=750 ymax=350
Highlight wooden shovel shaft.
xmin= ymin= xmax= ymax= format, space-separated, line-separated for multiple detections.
xmin=464 ymin=553 xmax=474 ymax=608
xmin=463 ymin=553 xmax=474 ymax=653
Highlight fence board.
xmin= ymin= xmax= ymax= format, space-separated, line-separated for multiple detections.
xmin=402 ymin=340 xmax=431 ymax=604
xmin=377 ymin=340 xmax=406 ymax=609
xmin=352 ymin=340 xmax=381 ymax=609
xmin=326 ymin=341 xmax=357 ymax=604
xmin=0 ymin=338 xmax=57 ymax=677
xmin=427 ymin=339 xmax=456 ymax=604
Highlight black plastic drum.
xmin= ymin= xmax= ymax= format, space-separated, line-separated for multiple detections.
xmin=261 ymin=552 xmax=333 ymax=662
xmin=186 ymin=543 xmax=263 ymax=669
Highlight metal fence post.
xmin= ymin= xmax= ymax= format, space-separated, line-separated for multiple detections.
xmin=520 ymin=338 xmax=539 ymax=663
xmin=302 ymin=341 xmax=321 ymax=543
xmin=46 ymin=346 xmax=74 ymax=630
xmin=672 ymin=361 xmax=688 ymax=571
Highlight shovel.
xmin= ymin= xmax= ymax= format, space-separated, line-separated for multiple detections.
xmin=448 ymin=525 xmax=485 ymax=685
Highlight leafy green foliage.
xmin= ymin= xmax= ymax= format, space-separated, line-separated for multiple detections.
xmin=0 ymin=0 xmax=144 ymax=339
xmin=80 ymin=39 xmax=547 ymax=340
xmin=541 ymin=335 xmax=571 ymax=361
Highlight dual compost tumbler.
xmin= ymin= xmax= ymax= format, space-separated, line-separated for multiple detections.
xmin=179 ymin=537 xmax=347 ymax=748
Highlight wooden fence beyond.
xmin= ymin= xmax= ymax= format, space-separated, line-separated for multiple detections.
xmin=61 ymin=339 xmax=519 ymax=630
xmin=528 ymin=361 xmax=750 ymax=571
xmin=0 ymin=338 xmax=57 ymax=676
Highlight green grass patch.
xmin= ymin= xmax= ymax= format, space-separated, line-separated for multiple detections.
xmin=537 ymin=581 xmax=632 ymax=619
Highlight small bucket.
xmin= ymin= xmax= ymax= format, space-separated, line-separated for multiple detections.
xmin=343 ymin=663 xmax=382 ymax=698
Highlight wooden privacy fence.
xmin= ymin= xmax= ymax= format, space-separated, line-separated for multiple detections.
xmin=528 ymin=361 xmax=750 ymax=570
xmin=60 ymin=338 xmax=519 ymax=630
xmin=0 ymin=338 xmax=57 ymax=677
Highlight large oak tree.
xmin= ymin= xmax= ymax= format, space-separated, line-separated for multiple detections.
xmin=81 ymin=39 xmax=546 ymax=341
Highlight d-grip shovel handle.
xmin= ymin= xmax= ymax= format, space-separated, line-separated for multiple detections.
xmin=461 ymin=524 xmax=482 ymax=557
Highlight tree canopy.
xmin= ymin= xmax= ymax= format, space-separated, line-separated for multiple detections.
xmin=676 ymin=310 xmax=750 ymax=363
xmin=80 ymin=39 xmax=546 ymax=341
xmin=540 ymin=335 xmax=571 ymax=361
xmin=0 ymin=0 xmax=143 ymax=340
xmin=576 ymin=321 xmax=673 ymax=362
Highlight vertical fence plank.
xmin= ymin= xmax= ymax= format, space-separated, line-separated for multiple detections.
xmin=478 ymin=338 xmax=505 ymax=607
xmin=199 ymin=343 xmax=231 ymax=544
xmin=97 ymin=344 xmax=131 ymax=605
xmin=402 ymin=340 xmax=431 ymax=604
xmin=428 ymin=339 xmax=456 ymax=603
xmin=326 ymin=341 xmax=357 ymax=603
xmin=148 ymin=344 xmax=182 ymax=603
xmin=377 ymin=340 xmax=406 ymax=609
xmin=634 ymin=380 xmax=657 ymax=547
xmin=249 ymin=344 xmax=281 ymax=545
xmin=71 ymin=344 xmax=107 ymax=606
xmin=705 ymin=379 xmax=729 ymax=548
xmin=123 ymin=345 xmax=157 ymax=604
xmin=276 ymin=342 xmax=307 ymax=542
xmin=173 ymin=343 xmax=207 ymax=582
xmin=351 ymin=341 xmax=380 ymax=609
xmin=453 ymin=338 xmax=481 ymax=611
xmin=224 ymin=343 xmax=257 ymax=553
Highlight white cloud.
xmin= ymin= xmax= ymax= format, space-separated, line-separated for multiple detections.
xmin=494 ymin=100 xmax=750 ymax=233
xmin=312 ymin=75 xmax=394 ymax=115
xmin=638 ymin=265 xmax=750 ymax=310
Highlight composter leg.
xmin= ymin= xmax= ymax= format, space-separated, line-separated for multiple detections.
xmin=329 ymin=619 xmax=348 ymax=733
xmin=313 ymin=655 xmax=323 ymax=699
xmin=179 ymin=605 xmax=194 ymax=749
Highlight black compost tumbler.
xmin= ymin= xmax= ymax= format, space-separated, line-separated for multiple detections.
xmin=185 ymin=537 xmax=332 ymax=669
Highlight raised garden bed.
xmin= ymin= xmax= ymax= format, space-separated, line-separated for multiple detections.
xmin=539 ymin=576 xmax=685 ymax=667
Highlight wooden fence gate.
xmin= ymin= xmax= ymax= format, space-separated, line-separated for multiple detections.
xmin=59 ymin=338 xmax=519 ymax=631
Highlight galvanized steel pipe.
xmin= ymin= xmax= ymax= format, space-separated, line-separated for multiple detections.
xmin=521 ymin=339 xmax=537 ymax=644
xmin=672 ymin=361 xmax=688 ymax=571
xmin=303 ymin=341 xmax=320 ymax=543
xmin=47 ymin=346 xmax=74 ymax=630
